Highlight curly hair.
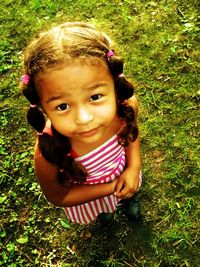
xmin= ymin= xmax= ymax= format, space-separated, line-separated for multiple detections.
xmin=21 ymin=22 xmax=138 ymax=187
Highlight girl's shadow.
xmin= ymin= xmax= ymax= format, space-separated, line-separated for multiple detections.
xmin=77 ymin=213 xmax=155 ymax=266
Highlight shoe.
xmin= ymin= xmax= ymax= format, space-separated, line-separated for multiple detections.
xmin=97 ymin=212 xmax=114 ymax=226
xmin=118 ymin=195 xmax=142 ymax=222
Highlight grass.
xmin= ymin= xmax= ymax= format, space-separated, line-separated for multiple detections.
xmin=0 ymin=0 xmax=199 ymax=266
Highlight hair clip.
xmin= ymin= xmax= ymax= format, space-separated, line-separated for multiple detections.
xmin=118 ymin=73 xmax=125 ymax=78
xmin=30 ymin=104 xmax=37 ymax=108
xmin=66 ymin=153 xmax=71 ymax=157
xmin=21 ymin=74 xmax=30 ymax=86
xmin=107 ymin=50 xmax=115 ymax=61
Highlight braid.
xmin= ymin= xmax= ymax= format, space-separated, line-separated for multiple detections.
xmin=38 ymin=127 xmax=87 ymax=187
xmin=22 ymin=84 xmax=46 ymax=133
xmin=106 ymin=52 xmax=138 ymax=145
xmin=117 ymin=103 xmax=138 ymax=147
xmin=106 ymin=53 xmax=134 ymax=101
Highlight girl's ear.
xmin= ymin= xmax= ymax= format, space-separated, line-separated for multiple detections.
xmin=45 ymin=119 xmax=51 ymax=128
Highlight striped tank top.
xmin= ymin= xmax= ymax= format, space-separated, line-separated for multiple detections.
xmin=64 ymin=134 xmax=126 ymax=224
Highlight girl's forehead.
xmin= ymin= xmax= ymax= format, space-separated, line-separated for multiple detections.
xmin=35 ymin=59 xmax=113 ymax=94
xmin=35 ymin=60 xmax=115 ymax=104
xmin=36 ymin=58 xmax=109 ymax=79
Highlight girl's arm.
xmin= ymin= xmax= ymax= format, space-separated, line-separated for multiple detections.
xmin=114 ymin=96 xmax=141 ymax=199
xmin=34 ymin=144 xmax=118 ymax=207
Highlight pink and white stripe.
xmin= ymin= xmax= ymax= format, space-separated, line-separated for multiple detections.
xmin=64 ymin=134 xmax=126 ymax=224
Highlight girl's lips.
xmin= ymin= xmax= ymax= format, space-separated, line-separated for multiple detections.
xmin=78 ymin=127 xmax=99 ymax=137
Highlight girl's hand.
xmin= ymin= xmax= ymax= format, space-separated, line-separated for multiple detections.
xmin=114 ymin=168 xmax=140 ymax=199
xmin=111 ymin=177 xmax=119 ymax=192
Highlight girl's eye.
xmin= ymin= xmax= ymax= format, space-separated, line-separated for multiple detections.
xmin=57 ymin=103 xmax=69 ymax=111
xmin=90 ymin=94 xmax=102 ymax=101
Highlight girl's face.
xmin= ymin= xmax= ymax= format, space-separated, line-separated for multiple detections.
xmin=36 ymin=61 xmax=120 ymax=149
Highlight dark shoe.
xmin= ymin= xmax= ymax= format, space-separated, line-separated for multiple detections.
xmin=97 ymin=212 xmax=114 ymax=226
xmin=118 ymin=195 xmax=142 ymax=222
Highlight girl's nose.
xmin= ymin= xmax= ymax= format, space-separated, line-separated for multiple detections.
xmin=75 ymin=107 xmax=94 ymax=125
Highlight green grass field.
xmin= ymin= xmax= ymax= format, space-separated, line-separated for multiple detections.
xmin=0 ymin=0 xmax=199 ymax=266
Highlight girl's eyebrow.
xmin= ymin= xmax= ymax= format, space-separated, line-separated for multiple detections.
xmin=86 ymin=82 xmax=108 ymax=90
xmin=46 ymin=95 xmax=63 ymax=104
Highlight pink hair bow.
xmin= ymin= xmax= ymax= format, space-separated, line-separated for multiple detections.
xmin=21 ymin=74 xmax=30 ymax=85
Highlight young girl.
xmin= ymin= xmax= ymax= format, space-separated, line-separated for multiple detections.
xmin=20 ymin=22 xmax=142 ymax=225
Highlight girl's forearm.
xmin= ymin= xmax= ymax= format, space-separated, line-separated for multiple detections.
xmin=49 ymin=180 xmax=117 ymax=207
xmin=34 ymin=146 xmax=118 ymax=208
xmin=125 ymin=130 xmax=141 ymax=171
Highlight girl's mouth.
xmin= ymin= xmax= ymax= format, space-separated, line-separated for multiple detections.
xmin=78 ymin=127 xmax=99 ymax=137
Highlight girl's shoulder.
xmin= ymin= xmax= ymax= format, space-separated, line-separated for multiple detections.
xmin=127 ymin=95 xmax=139 ymax=108
xmin=34 ymin=140 xmax=57 ymax=176
xmin=126 ymin=96 xmax=139 ymax=117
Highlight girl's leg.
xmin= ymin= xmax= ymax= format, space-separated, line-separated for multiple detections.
xmin=97 ymin=212 xmax=114 ymax=226
xmin=118 ymin=194 xmax=142 ymax=222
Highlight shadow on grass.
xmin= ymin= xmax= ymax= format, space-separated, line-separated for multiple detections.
xmin=73 ymin=214 xmax=155 ymax=266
